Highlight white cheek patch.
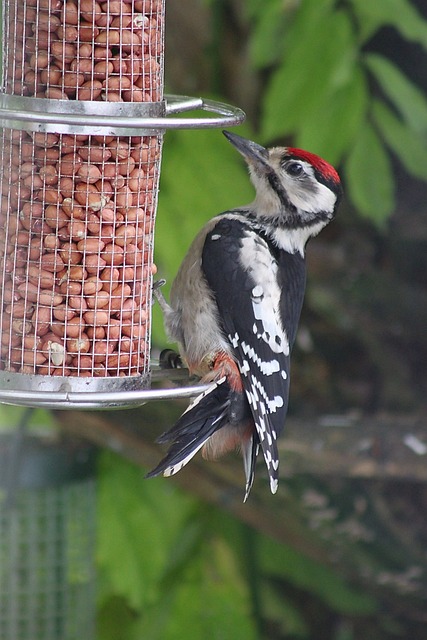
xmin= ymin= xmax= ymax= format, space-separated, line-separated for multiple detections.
xmin=313 ymin=182 xmax=337 ymax=213
xmin=295 ymin=182 xmax=336 ymax=215
xmin=283 ymin=163 xmax=337 ymax=214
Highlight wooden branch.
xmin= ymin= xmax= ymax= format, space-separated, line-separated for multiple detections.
xmin=56 ymin=405 xmax=427 ymax=572
xmin=57 ymin=407 xmax=329 ymax=564
xmin=55 ymin=403 xmax=427 ymax=618
xmin=279 ymin=413 xmax=427 ymax=482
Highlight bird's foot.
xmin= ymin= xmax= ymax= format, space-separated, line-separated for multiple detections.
xmin=210 ymin=351 xmax=244 ymax=392
xmin=159 ymin=348 xmax=183 ymax=369
xmin=152 ymin=278 xmax=169 ymax=311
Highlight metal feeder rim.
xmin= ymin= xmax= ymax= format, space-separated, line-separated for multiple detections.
xmin=0 ymin=94 xmax=246 ymax=132
xmin=0 ymin=383 xmax=212 ymax=410
xmin=0 ymin=365 xmax=211 ymax=410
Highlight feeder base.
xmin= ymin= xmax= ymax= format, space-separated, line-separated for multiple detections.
xmin=0 ymin=368 xmax=209 ymax=410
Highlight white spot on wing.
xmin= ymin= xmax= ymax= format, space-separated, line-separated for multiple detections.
xmin=230 ymin=332 xmax=239 ymax=348
xmin=252 ymin=284 xmax=263 ymax=298
xmin=240 ymin=359 xmax=250 ymax=375
xmin=238 ymin=230 xmax=290 ymax=356
xmin=238 ymin=340 xmax=281 ymax=376
xmin=249 ymin=374 xmax=284 ymax=413
xmin=245 ymin=372 xmax=283 ymax=493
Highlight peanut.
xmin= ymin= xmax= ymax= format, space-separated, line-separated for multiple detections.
xmin=83 ymin=276 xmax=103 ymax=296
xmin=86 ymin=289 xmax=110 ymax=309
xmin=77 ymin=163 xmax=102 ymax=184
xmin=74 ymin=182 xmax=108 ymax=211
xmin=65 ymin=317 xmax=86 ymax=338
xmin=77 ymin=80 xmax=103 ymax=100
xmin=76 ymin=237 xmax=105 ymax=254
xmin=67 ymin=334 xmax=91 ymax=354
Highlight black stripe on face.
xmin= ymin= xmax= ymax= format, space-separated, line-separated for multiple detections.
xmin=266 ymin=171 xmax=295 ymax=211
xmin=278 ymin=210 xmax=333 ymax=231
xmin=267 ymin=166 xmax=318 ymax=204
xmin=264 ymin=171 xmax=334 ymax=231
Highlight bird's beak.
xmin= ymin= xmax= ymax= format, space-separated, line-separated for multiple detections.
xmin=223 ymin=130 xmax=270 ymax=172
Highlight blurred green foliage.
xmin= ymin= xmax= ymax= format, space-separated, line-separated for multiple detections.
xmin=255 ymin=0 xmax=427 ymax=221
xmin=0 ymin=403 xmax=56 ymax=432
xmin=97 ymin=451 xmax=376 ymax=640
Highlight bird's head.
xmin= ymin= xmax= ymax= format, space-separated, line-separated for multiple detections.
xmin=223 ymin=130 xmax=342 ymax=252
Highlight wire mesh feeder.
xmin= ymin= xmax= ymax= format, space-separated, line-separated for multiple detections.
xmin=0 ymin=0 xmax=245 ymax=409
xmin=0 ymin=429 xmax=97 ymax=640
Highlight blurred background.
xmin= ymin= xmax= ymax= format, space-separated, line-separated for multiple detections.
xmin=2 ymin=0 xmax=427 ymax=638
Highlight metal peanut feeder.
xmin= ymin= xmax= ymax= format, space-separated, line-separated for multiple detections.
xmin=0 ymin=0 xmax=245 ymax=409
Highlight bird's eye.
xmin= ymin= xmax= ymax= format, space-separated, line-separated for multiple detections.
xmin=285 ymin=162 xmax=303 ymax=177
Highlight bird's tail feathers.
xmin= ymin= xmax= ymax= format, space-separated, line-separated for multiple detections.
xmin=242 ymin=434 xmax=259 ymax=502
xmin=253 ymin=413 xmax=280 ymax=495
xmin=146 ymin=377 xmax=230 ymax=479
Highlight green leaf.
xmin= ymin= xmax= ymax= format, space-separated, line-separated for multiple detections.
xmin=245 ymin=0 xmax=299 ymax=20
xmin=249 ymin=0 xmax=287 ymax=68
xmin=365 ymin=53 xmax=427 ymax=134
xmin=261 ymin=5 xmax=356 ymax=142
xmin=97 ymin=596 xmax=136 ymax=640
xmin=261 ymin=0 xmax=338 ymax=140
xmin=373 ymin=99 xmax=427 ymax=181
xmin=345 ymin=122 xmax=395 ymax=222
xmin=124 ymin=523 xmax=257 ymax=640
xmin=157 ymin=537 xmax=257 ymax=640
xmin=157 ymin=126 xmax=255 ymax=269
xmin=350 ymin=0 xmax=427 ymax=50
xmin=295 ymin=66 xmax=368 ymax=165
xmin=262 ymin=583 xmax=309 ymax=637
xmin=259 ymin=536 xmax=377 ymax=616
xmin=0 ymin=404 xmax=57 ymax=433
xmin=97 ymin=452 xmax=197 ymax=610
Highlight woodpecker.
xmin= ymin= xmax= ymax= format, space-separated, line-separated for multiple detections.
xmin=147 ymin=130 xmax=342 ymax=500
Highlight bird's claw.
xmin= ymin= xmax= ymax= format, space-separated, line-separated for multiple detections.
xmin=152 ymin=279 xmax=167 ymax=307
xmin=159 ymin=348 xmax=183 ymax=369
xmin=153 ymin=278 xmax=166 ymax=291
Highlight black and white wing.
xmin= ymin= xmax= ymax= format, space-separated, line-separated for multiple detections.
xmin=202 ymin=215 xmax=303 ymax=494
